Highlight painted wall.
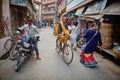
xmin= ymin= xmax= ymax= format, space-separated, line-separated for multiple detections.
xmin=2 ymin=0 xmax=11 ymax=35
xmin=0 ymin=0 xmax=11 ymax=58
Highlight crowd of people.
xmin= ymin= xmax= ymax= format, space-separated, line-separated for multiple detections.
xmin=19 ymin=15 xmax=103 ymax=67
xmin=54 ymin=15 xmax=103 ymax=67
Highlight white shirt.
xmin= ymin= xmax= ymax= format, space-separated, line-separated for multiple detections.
xmin=68 ymin=25 xmax=78 ymax=38
xmin=18 ymin=24 xmax=39 ymax=38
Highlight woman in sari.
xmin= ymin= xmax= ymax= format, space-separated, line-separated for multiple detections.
xmin=80 ymin=24 xmax=102 ymax=67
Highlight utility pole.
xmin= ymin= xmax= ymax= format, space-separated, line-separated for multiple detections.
xmin=54 ymin=0 xmax=58 ymax=24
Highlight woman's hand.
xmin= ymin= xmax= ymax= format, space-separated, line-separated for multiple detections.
xmin=99 ymin=45 xmax=103 ymax=51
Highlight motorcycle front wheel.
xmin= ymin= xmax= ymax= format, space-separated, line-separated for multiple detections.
xmin=14 ymin=53 xmax=25 ymax=72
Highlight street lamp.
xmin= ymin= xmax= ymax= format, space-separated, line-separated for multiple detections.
xmin=55 ymin=0 xmax=58 ymax=24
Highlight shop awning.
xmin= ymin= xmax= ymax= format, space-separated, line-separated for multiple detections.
xmin=78 ymin=15 xmax=103 ymax=21
xmin=10 ymin=0 xmax=36 ymax=14
xmin=84 ymin=0 xmax=107 ymax=15
xmin=84 ymin=15 xmax=104 ymax=19
xmin=10 ymin=0 xmax=27 ymax=6
xmin=102 ymin=1 xmax=120 ymax=15
xmin=75 ymin=6 xmax=85 ymax=15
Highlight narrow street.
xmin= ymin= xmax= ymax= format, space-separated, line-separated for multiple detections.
xmin=0 ymin=27 xmax=120 ymax=80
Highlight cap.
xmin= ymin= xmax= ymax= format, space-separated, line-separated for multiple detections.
xmin=91 ymin=23 xmax=96 ymax=27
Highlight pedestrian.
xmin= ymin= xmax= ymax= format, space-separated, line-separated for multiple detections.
xmin=80 ymin=23 xmax=102 ymax=67
xmin=68 ymin=20 xmax=78 ymax=50
xmin=18 ymin=18 xmax=41 ymax=60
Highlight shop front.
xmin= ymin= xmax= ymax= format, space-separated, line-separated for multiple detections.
xmin=76 ymin=0 xmax=107 ymax=34
xmin=10 ymin=0 xmax=36 ymax=32
xmin=101 ymin=1 xmax=120 ymax=60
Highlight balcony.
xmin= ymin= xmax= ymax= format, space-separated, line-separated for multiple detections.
xmin=43 ymin=16 xmax=54 ymax=18
xmin=42 ymin=0 xmax=55 ymax=5
xmin=42 ymin=11 xmax=55 ymax=14
xmin=43 ymin=16 xmax=54 ymax=20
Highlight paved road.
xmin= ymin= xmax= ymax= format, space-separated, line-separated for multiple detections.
xmin=0 ymin=27 xmax=120 ymax=80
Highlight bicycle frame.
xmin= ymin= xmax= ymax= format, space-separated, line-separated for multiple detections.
xmin=56 ymin=38 xmax=74 ymax=65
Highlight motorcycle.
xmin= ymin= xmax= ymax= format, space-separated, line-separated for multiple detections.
xmin=14 ymin=29 xmax=40 ymax=72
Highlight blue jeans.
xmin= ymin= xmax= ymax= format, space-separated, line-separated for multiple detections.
xmin=33 ymin=41 xmax=39 ymax=56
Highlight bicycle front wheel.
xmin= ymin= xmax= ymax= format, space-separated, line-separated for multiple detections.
xmin=56 ymin=38 xmax=61 ymax=54
xmin=62 ymin=45 xmax=74 ymax=65
xmin=4 ymin=38 xmax=15 ymax=52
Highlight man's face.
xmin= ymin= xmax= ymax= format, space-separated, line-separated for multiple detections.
xmin=28 ymin=20 xmax=32 ymax=26
xmin=62 ymin=17 xmax=66 ymax=23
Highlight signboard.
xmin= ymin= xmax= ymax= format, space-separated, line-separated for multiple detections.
xmin=10 ymin=0 xmax=27 ymax=6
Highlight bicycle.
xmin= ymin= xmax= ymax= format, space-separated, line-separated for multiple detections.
xmin=4 ymin=31 xmax=20 ymax=60
xmin=56 ymin=34 xmax=74 ymax=65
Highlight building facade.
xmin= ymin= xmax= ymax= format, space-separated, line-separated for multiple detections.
xmin=41 ymin=0 xmax=56 ymax=26
xmin=0 ymin=0 xmax=11 ymax=58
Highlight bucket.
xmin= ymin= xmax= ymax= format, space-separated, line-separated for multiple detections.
xmin=103 ymin=42 xmax=112 ymax=49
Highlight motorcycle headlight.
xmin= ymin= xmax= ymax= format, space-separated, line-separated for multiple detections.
xmin=23 ymin=42 xmax=30 ymax=48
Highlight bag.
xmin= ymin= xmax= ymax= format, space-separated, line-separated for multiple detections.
xmin=53 ymin=24 xmax=59 ymax=36
xmin=81 ymin=44 xmax=86 ymax=51
xmin=81 ymin=32 xmax=98 ymax=51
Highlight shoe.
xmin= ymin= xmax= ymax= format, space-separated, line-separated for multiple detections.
xmin=96 ymin=61 xmax=98 ymax=64
xmin=37 ymin=54 xmax=41 ymax=60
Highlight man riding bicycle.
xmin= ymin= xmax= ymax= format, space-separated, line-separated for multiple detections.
xmin=57 ymin=16 xmax=70 ymax=50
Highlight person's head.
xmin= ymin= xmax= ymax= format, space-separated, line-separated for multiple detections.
xmin=71 ymin=20 xmax=75 ymax=25
xmin=74 ymin=21 xmax=78 ymax=26
xmin=71 ymin=16 xmax=74 ymax=21
xmin=62 ymin=16 xmax=67 ymax=23
xmin=91 ymin=23 xmax=98 ymax=31
xmin=27 ymin=18 xmax=32 ymax=26
xmin=23 ymin=18 xmax=27 ymax=24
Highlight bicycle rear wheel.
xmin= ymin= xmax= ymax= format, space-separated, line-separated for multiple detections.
xmin=62 ymin=44 xmax=73 ymax=65
xmin=4 ymin=38 xmax=15 ymax=52
xmin=9 ymin=44 xmax=18 ymax=60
